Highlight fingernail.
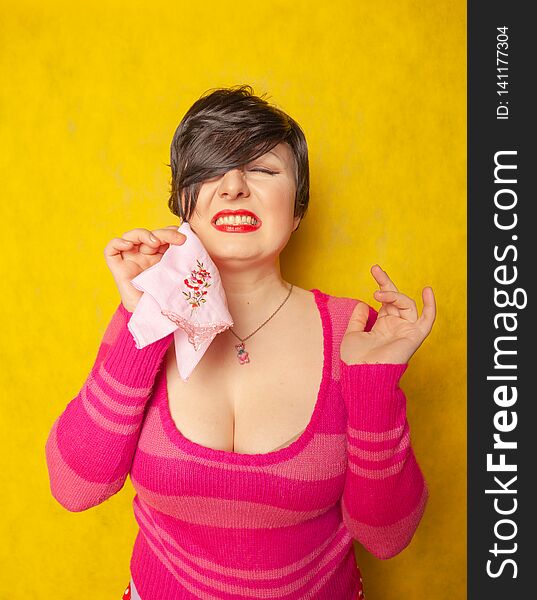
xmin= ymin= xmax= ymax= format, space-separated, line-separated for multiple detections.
xmin=149 ymin=234 xmax=158 ymax=242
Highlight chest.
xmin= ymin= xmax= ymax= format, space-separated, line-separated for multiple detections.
xmin=164 ymin=302 xmax=325 ymax=454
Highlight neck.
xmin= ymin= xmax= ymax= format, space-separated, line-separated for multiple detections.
xmin=215 ymin=258 xmax=291 ymax=335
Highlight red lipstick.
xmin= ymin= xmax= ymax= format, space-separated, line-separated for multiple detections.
xmin=211 ymin=209 xmax=261 ymax=233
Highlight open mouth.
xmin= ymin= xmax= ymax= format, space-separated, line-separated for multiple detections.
xmin=211 ymin=209 xmax=261 ymax=232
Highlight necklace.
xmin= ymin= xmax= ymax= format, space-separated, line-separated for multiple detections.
xmin=228 ymin=283 xmax=294 ymax=364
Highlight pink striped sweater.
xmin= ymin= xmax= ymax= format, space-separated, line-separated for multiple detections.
xmin=45 ymin=288 xmax=428 ymax=600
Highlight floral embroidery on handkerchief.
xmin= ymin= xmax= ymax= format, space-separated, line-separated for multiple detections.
xmin=182 ymin=259 xmax=212 ymax=312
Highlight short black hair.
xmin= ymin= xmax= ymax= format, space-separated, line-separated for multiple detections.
xmin=167 ymin=84 xmax=309 ymax=224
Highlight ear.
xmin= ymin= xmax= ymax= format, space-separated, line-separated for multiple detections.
xmin=292 ymin=215 xmax=302 ymax=232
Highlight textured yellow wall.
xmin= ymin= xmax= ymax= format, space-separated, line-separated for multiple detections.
xmin=1 ymin=1 xmax=465 ymax=598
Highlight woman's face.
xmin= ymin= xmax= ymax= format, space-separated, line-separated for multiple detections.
xmin=184 ymin=142 xmax=300 ymax=268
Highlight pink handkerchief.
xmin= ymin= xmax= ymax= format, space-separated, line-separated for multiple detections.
xmin=127 ymin=222 xmax=233 ymax=381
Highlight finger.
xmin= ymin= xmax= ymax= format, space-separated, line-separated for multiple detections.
xmin=150 ymin=229 xmax=186 ymax=255
xmin=103 ymin=237 xmax=134 ymax=263
xmin=151 ymin=228 xmax=187 ymax=246
xmin=371 ymin=264 xmax=399 ymax=293
xmin=122 ymin=228 xmax=163 ymax=248
xmin=121 ymin=228 xmax=170 ymax=256
xmin=344 ymin=301 xmax=370 ymax=335
xmin=373 ymin=290 xmax=418 ymax=321
xmin=416 ymin=287 xmax=437 ymax=335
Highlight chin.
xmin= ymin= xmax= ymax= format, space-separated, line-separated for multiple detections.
xmin=194 ymin=225 xmax=289 ymax=264
xmin=209 ymin=245 xmax=261 ymax=264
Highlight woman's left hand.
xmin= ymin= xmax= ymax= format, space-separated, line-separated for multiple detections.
xmin=340 ymin=264 xmax=437 ymax=365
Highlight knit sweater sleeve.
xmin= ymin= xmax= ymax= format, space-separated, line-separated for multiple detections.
xmin=45 ymin=303 xmax=173 ymax=512
xmin=339 ymin=308 xmax=429 ymax=559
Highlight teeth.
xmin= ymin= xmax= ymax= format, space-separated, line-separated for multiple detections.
xmin=215 ymin=215 xmax=258 ymax=226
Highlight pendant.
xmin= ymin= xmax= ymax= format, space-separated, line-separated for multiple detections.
xmin=235 ymin=342 xmax=250 ymax=364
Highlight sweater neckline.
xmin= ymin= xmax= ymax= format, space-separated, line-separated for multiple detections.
xmin=157 ymin=288 xmax=332 ymax=466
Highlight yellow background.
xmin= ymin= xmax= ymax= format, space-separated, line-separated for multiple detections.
xmin=1 ymin=1 xmax=466 ymax=598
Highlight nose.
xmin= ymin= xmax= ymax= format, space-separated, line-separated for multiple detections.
xmin=217 ymin=168 xmax=250 ymax=201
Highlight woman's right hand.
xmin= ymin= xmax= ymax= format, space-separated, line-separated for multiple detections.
xmin=104 ymin=226 xmax=186 ymax=312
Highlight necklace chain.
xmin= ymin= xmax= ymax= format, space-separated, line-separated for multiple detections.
xmin=228 ymin=283 xmax=294 ymax=343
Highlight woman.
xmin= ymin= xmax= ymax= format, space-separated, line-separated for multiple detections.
xmin=45 ymin=85 xmax=436 ymax=600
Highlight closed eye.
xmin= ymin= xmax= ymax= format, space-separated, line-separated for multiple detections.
xmin=249 ymin=168 xmax=277 ymax=175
